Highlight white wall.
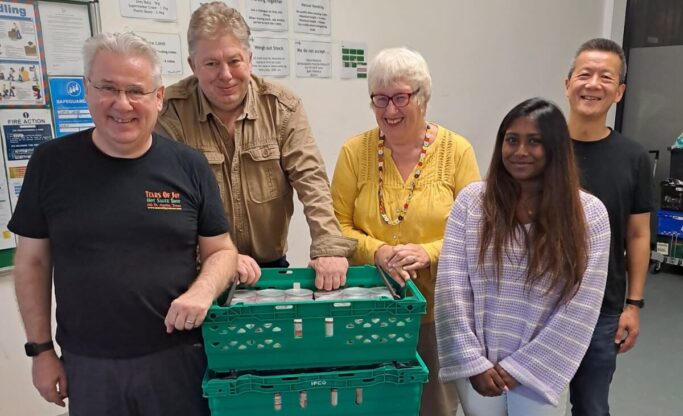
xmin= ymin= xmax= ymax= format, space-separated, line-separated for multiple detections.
xmin=2 ymin=1 xmax=616 ymax=414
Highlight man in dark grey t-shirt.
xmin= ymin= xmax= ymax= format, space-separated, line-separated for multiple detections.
xmin=565 ymin=38 xmax=653 ymax=416
xmin=10 ymin=32 xmax=238 ymax=416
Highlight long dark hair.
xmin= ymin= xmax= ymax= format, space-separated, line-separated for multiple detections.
xmin=479 ymin=98 xmax=588 ymax=303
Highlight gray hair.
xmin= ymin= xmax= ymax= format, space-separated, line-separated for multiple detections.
xmin=188 ymin=1 xmax=251 ymax=56
xmin=83 ymin=32 xmax=162 ymax=87
xmin=568 ymin=38 xmax=627 ymax=83
xmin=368 ymin=47 xmax=432 ymax=113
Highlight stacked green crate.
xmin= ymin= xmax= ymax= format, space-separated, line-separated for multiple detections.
xmin=202 ymin=266 xmax=428 ymax=415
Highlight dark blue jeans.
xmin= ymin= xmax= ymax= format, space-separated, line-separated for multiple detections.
xmin=570 ymin=312 xmax=620 ymax=416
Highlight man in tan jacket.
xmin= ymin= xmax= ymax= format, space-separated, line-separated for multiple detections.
xmin=156 ymin=2 xmax=355 ymax=289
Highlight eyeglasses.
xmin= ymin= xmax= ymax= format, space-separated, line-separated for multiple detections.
xmin=87 ymin=78 xmax=158 ymax=102
xmin=370 ymin=89 xmax=419 ymax=108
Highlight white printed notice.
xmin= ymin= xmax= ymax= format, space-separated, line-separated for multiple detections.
xmin=139 ymin=32 xmax=183 ymax=76
xmin=294 ymin=40 xmax=331 ymax=78
xmin=251 ymin=37 xmax=289 ymax=77
xmin=38 ymin=1 xmax=92 ymax=75
xmin=119 ymin=0 xmax=177 ymax=21
xmin=294 ymin=0 xmax=330 ymax=35
xmin=0 ymin=109 xmax=53 ymax=210
xmin=246 ymin=0 xmax=288 ymax=31
xmin=340 ymin=41 xmax=367 ymax=79
xmin=0 ymin=1 xmax=46 ymax=106
xmin=190 ymin=0 xmax=238 ymax=14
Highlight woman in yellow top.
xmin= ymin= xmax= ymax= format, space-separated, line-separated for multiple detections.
xmin=331 ymin=47 xmax=480 ymax=416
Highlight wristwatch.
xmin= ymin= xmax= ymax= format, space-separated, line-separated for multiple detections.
xmin=24 ymin=341 xmax=54 ymax=357
xmin=625 ymin=298 xmax=645 ymax=309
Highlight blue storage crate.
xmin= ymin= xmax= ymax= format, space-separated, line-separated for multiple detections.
xmin=657 ymin=210 xmax=683 ymax=237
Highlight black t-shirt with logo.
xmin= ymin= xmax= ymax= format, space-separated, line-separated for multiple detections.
xmin=572 ymin=129 xmax=654 ymax=314
xmin=9 ymin=129 xmax=230 ymax=358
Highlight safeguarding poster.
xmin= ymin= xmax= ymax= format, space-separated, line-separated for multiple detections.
xmin=0 ymin=1 xmax=46 ymax=106
xmin=0 ymin=109 xmax=54 ymax=210
xmin=48 ymin=77 xmax=94 ymax=138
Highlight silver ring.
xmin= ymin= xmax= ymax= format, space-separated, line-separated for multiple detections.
xmin=185 ymin=320 xmax=195 ymax=325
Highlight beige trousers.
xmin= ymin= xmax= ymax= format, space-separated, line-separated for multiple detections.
xmin=418 ymin=321 xmax=460 ymax=416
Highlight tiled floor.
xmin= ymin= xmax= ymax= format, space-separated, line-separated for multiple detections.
xmin=559 ymin=267 xmax=683 ymax=415
xmin=596 ymin=268 xmax=683 ymax=416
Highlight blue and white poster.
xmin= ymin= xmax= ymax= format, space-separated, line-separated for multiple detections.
xmin=0 ymin=108 xmax=53 ymax=210
xmin=48 ymin=77 xmax=93 ymax=137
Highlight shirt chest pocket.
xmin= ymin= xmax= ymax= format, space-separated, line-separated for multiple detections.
xmin=242 ymin=143 xmax=287 ymax=203
xmin=201 ymin=151 xmax=227 ymax=203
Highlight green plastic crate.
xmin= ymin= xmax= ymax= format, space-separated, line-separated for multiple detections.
xmin=203 ymin=354 xmax=428 ymax=415
xmin=202 ymin=266 xmax=426 ymax=372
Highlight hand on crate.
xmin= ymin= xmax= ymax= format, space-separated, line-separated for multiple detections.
xmin=32 ymin=350 xmax=68 ymax=407
xmin=469 ymin=368 xmax=507 ymax=397
xmin=374 ymin=245 xmax=411 ymax=286
xmin=236 ymin=254 xmax=262 ymax=285
xmin=387 ymin=244 xmax=430 ymax=278
xmin=309 ymin=256 xmax=348 ymax=290
xmin=164 ymin=280 xmax=215 ymax=333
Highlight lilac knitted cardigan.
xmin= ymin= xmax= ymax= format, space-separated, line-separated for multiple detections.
xmin=435 ymin=181 xmax=610 ymax=405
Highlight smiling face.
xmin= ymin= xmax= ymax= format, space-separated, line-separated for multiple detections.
xmin=85 ymin=50 xmax=163 ymax=158
xmin=502 ymin=116 xmax=546 ymax=186
xmin=371 ymin=79 xmax=425 ymax=141
xmin=188 ymin=33 xmax=252 ymax=121
xmin=565 ymin=50 xmax=625 ymax=121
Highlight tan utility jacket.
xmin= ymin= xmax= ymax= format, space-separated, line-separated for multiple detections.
xmin=156 ymin=75 xmax=355 ymax=263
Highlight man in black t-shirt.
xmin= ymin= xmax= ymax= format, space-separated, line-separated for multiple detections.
xmin=566 ymin=38 xmax=653 ymax=416
xmin=9 ymin=32 xmax=238 ymax=416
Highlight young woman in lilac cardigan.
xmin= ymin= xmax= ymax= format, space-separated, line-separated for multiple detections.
xmin=434 ymin=98 xmax=611 ymax=416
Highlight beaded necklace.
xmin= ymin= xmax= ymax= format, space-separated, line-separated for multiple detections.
xmin=377 ymin=124 xmax=433 ymax=225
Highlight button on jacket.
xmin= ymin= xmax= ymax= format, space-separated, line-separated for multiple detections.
xmin=156 ymin=75 xmax=356 ymax=263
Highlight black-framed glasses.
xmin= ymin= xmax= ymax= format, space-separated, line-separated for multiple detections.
xmin=87 ymin=78 xmax=158 ymax=102
xmin=370 ymin=89 xmax=420 ymax=108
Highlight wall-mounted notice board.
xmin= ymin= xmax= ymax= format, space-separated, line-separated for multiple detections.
xmin=0 ymin=0 xmax=96 ymax=270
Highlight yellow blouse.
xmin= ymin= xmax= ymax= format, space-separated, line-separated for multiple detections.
xmin=331 ymin=125 xmax=480 ymax=321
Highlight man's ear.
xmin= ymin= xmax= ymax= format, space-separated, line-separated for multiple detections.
xmin=188 ymin=56 xmax=196 ymax=74
xmin=614 ymin=83 xmax=626 ymax=104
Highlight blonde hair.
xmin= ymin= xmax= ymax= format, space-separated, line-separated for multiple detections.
xmin=188 ymin=1 xmax=251 ymax=56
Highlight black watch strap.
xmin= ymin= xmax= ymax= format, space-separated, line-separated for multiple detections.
xmin=625 ymin=298 xmax=645 ymax=309
xmin=24 ymin=340 xmax=54 ymax=357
